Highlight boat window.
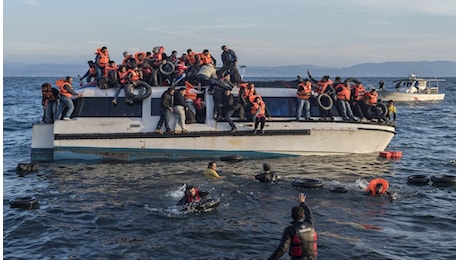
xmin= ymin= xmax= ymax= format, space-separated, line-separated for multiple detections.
xmin=263 ymin=97 xmax=297 ymax=117
xmin=150 ymin=99 xmax=161 ymax=116
xmin=73 ymin=98 xmax=142 ymax=117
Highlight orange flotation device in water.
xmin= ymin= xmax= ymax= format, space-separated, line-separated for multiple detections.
xmin=366 ymin=178 xmax=389 ymax=195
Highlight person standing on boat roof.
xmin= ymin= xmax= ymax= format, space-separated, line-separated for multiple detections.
xmin=55 ymin=76 xmax=82 ymax=121
xmin=94 ymin=46 xmax=110 ymax=86
xmin=253 ymin=163 xmax=281 ymax=183
xmin=155 ymin=86 xmax=175 ymax=134
xmin=223 ymin=87 xmax=243 ymax=133
xmin=218 ymin=45 xmax=242 ymax=83
xmin=268 ymin=193 xmax=318 ymax=260
xmin=204 ymin=161 xmax=224 ymax=178
xmin=172 ymin=87 xmax=190 ymax=134
xmin=296 ymin=78 xmax=312 ymax=121
xmin=251 ymin=95 xmax=271 ymax=134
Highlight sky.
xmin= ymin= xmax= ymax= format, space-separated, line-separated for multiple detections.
xmin=2 ymin=0 xmax=457 ymax=68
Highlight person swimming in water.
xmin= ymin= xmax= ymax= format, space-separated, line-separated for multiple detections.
xmin=177 ymin=185 xmax=210 ymax=206
xmin=253 ymin=163 xmax=281 ymax=183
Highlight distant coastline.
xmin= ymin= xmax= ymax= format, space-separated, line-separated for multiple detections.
xmin=3 ymin=60 xmax=455 ymax=77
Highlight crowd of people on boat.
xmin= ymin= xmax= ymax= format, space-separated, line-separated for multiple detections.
xmin=41 ymin=45 xmax=395 ymax=128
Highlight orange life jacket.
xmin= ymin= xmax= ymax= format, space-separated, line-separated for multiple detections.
xmin=199 ymin=53 xmax=213 ymax=66
xmin=364 ymin=91 xmax=378 ymax=104
xmin=335 ymin=83 xmax=351 ymax=101
xmin=297 ymin=81 xmax=312 ymax=99
xmin=122 ymin=55 xmax=133 ymax=65
xmin=151 ymin=47 xmax=165 ymax=66
xmin=352 ymin=84 xmax=366 ymax=101
xmin=127 ymin=69 xmax=140 ymax=82
xmin=186 ymin=52 xmax=198 ymax=65
xmin=184 ymin=81 xmax=197 ymax=101
xmin=95 ymin=48 xmax=109 ymax=67
xmin=56 ymin=79 xmax=73 ymax=97
xmin=134 ymin=52 xmax=146 ymax=65
xmin=250 ymin=96 xmax=266 ymax=116
xmin=118 ymin=71 xmax=129 ymax=84
xmin=366 ymin=178 xmax=389 ymax=195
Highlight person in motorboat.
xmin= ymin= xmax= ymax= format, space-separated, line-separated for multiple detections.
xmin=203 ymin=161 xmax=224 ymax=178
xmin=268 ymin=193 xmax=318 ymax=260
xmin=253 ymin=163 xmax=281 ymax=183
xmin=350 ymin=81 xmax=366 ymax=122
xmin=94 ymin=46 xmax=110 ymax=85
xmin=177 ymin=185 xmax=210 ymax=206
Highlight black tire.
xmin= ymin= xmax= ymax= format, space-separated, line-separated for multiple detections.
xmin=292 ymin=179 xmax=324 ymax=189
xmin=107 ymin=70 xmax=118 ymax=85
xmin=160 ymin=61 xmax=175 ymax=75
xmin=431 ymin=175 xmax=456 ymax=185
xmin=344 ymin=77 xmax=360 ymax=84
xmin=407 ymin=175 xmax=430 ymax=185
xmin=318 ymin=93 xmax=333 ymax=111
xmin=124 ymin=81 xmax=152 ymax=101
xmin=9 ymin=196 xmax=39 ymax=210
xmin=329 ymin=186 xmax=348 ymax=193
xmin=220 ymin=155 xmax=243 ymax=162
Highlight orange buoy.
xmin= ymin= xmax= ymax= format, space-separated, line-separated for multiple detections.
xmin=379 ymin=151 xmax=402 ymax=159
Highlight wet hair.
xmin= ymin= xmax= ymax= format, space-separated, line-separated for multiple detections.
xmin=263 ymin=163 xmax=271 ymax=172
xmin=375 ymin=184 xmax=384 ymax=193
xmin=208 ymin=161 xmax=216 ymax=168
xmin=291 ymin=206 xmax=304 ymax=221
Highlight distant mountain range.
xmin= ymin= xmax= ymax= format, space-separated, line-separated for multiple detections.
xmin=3 ymin=60 xmax=455 ymax=77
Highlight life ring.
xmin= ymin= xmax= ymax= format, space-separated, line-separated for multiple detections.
xmin=317 ymin=93 xmax=333 ymax=111
xmin=344 ymin=77 xmax=360 ymax=84
xmin=160 ymin=61 xmax=175 ymax=75
xmin=9 ymin=196 xmax=39 ymax=210
xmin=368 ymin=103 xmax=387 ymax=119
xmin=124 ymin=81 xmax=152 ymax=101
xmin=292 ymin=179 xmax=324 ymax=189
xmin=107 ymin=70 xmax=118 ymax=85
xmin=407 ymin=175 xmax=430 ymax=185
xmin=431 ymin=175 xmax=456 ymax=185
xmin=329 ymin=186 xmax=348 ymax=193
xmin=220 ymin=155 xmax=243 ymax=162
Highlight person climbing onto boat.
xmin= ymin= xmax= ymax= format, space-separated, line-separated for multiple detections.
xmin=41 ymin=82 xmax=59 ymax=124
xmin=203 ymin=161 xmax=224 ymax=178
xmin=79 ymin=60 xmax=96 ymax=84
xmin=102 ymin=60 xmax=119 ymax=89
xmin=94 ymin=46 xmax=110 ymax=85
xmin=112 ymin=65 xmax=128 ymax=105
xmin=386 ymin=100 xmax=396 ymax=125
xmin=218 ymin=45 xmax=242 ymax=83
xmin=177 ymin=185 xmax=210 ymax=206
xmin=268 ymin=193 xmax=318 ymax=260
xmin=155 ymin=86 xmax=175 ymax=134
xmin=307 ymin=71 xmax=335 ymax=121
xmin=223 ymin=87 xmax=243 ymax=132
xmin=251 ymin=95 xmax=271 ymax=135
xmin=253 ymin=163 xmax=281 ymax=183
xmin=296 ymin=78 xmax=312 ymax=121
xmin=55 ymin=76 xmax=82 ymax=121
xmin=365 ymin=178 xmax=390 ymax=196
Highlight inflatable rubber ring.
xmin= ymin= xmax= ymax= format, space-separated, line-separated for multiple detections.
xmin=318 ymin=93 xmax=333 ymax=111
xmin=9 ymin=196 xmax=39 ymax=210
xmin=431 ymin=174 xmax=456 ymax=185
xmin=124 ymin=81 xmax=152 ymax=101
xmin=291 ymin=179 xmax=324 ymax=189
xmin=329 ymin=186 xmax=348 ymax=193
xmin=160 ymin=61 xmax=175 ymax=76
xmin=220 ymin=155 xmax=243 ymax=162
xmin=407 ymin=175 xmax=430 ymax=185
xmin=344 ymin=77 xmax=361 ymax=84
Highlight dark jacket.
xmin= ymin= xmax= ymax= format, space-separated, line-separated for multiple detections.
xmin=173 ymin=91 xmax=186 ymax=107
xmin=254 ymin=171 xmax=279 ymax=183
xmin=223 ymin=92 xmax=236 ymax=110
xmin=160 ymin=90 xmax=174 ymax=110
xmin=268 ymin=202 xmax=317 ymax=260
xmin=221 ymin=49 xmax=237 ymax=65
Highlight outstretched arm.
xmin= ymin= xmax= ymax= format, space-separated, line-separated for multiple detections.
xmin=298 ymin=193 xmax=314 ymax=225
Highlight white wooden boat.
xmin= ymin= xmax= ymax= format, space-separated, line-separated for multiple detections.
xmin=376 ymin=73 xmax=445 ymax=102
xmin=31 ymin=82 xmax=396 ymax=162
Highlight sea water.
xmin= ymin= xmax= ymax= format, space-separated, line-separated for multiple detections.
xmin=3 ymin=76 xmax=456 ymax=259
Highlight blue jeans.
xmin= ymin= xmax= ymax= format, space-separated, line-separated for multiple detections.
xmin=297 ymin=98 xmax=311 ymax=120
xmin=55 ymin=95 xmax=74 ymax=120
xmin=337 ymin=100 xmax=355 ymax=120
xmin=156 ymin=107 xmax=172 ymax=132
xmin=43 ymin=101 xmax=57 ymax=123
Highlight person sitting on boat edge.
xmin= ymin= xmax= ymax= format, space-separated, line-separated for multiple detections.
xmin=177 ymin=185 xmax=210 ymax=205
xmin=204 ymin=161 xmax=224 ymax=178
xmin=253 ymin=163 xmax=281 ymax=183
xmin=268 ymin=193 xmax=318 ymax=260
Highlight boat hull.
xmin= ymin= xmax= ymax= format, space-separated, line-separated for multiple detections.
xmin=377 ymin=91 xmax=445 ymax=102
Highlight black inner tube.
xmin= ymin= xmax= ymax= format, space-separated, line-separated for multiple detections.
xmin=124 ymin=81 xmax=152 ymax=101
xmin=292 ymin=179 xmax=324 ymax=188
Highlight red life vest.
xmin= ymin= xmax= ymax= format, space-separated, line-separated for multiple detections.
xmin=314 ymin=79 xmax=333 ymax=94
xmin=134 ymin=52 xmax=146 ymax=66
xmin=186 ymin=51 xmax=198 ymax=65
xmin=364 ymin=91 xmax=378 ymax=105
xmin=57 ymin=80 xmax=73 ymax=97
xmin=95 ymin=48 xmax=109 ymax=67
xmin=335 ymin=83 xmax=351 ymax=101
xmin=366 ymin=178 xmax=389 ymax=195
xmin=186 ymin=188 xmax=202 ymax=203
xmin=127 ymin=69 xmax=140 ymax=81
xmin=352 ymin=84 xmax=366 ymax=101
xmin=118 ymin=71 xmax=129 ymax=84
xmin=297 ymin=82 xmax=312 ymax=100
xmin=199 ymin=53 xmax=213 ymax=66
xmin=184 ymin=81 xmax=197 ymax=101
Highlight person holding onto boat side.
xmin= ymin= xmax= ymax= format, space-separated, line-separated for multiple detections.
xmin=204 ymin=161 xmax=224 ymax=178
xmin=79 ymin=60 xmax=96 ymax=84
xmin=55 ymin=76 xmax=82 ymax=121
xmin=296 ymin=78 xmax=312 ymax=121
xmin=386 ymin=100 xmax=396 ymax=125
xmin=41 ymin=83 xmax=59 ymax=124
xmin=177 ymin=185 xmax=210 ymax=205
xmin=223 ymin=87 xmax=243 ymax=133
xmin=350 ymin=81 xmax=366 ymax=122
xmin=268 ymin=193 xmax=318 ymax=260
xmin=172 ymin=87 xmax=190 ymax=134
xmin=251 ymin=95 xmax=271 ymax=135
xmin=94 ymin=46 xmax=110 ymax=86
xmin=218 ymin=45 xmax=242 ymax=83
xmin=253 ymin=163 xmax=281 ymax=183
xmin=334 ymin=77 xmax=357 ymax=121
xmin=155 ymin=86 xmax=175 ymax=134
